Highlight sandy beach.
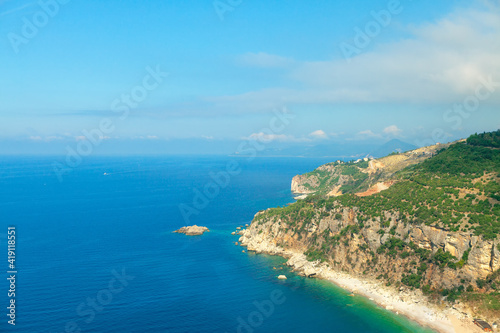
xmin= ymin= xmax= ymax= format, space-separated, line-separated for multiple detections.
xmin=241 ymin=233 xmax=487 ymax=333
xmin=320 ymin=268 xmax=484 ymax=333
xmin=283 ymin=251 xmax=489 ymax=333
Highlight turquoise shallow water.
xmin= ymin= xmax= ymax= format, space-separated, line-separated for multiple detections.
xmin=0 ymin=156 xmax=436 ymax=332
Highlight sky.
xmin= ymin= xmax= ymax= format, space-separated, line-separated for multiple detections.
xmin=0 ymin=0 xmax=499 ymax=155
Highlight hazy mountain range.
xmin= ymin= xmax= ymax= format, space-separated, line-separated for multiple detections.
xmin=242 ymin=139 xmax=418 ymax=159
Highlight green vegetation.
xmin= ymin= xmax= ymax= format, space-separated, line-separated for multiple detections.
xmin=467 ymin=130 xmax=500 ymax=148
xmin=252 ymin=130 xmax=500 ymax=306
xmin=401 ymin=273 xmax=422 ymax=288
xmin=440 ymin=286 xmax=464 ymax=303
xmin=356 ymin=160 xmax=370 ymax=168
xmin=330 ymin=136 xmax=500 ymax=239
xmin=461 ymin=292 xmax=500 ymax=315
xmin=432 ymin=249 xmax=457 ymax=268
xmin=294 ymin=159 xmax=372 ymax=195
xmin=305 ymin=247 xmax=328 ymax=262
xmin=340 ymin=165 xmax=369 ymax=193
xmin=457 ymin=249 xmax=470 ymax=268
xmin=417 ymin=140 xmax=499 ymax=175
xmin=340 ymin=224 xmax=361 ymax=235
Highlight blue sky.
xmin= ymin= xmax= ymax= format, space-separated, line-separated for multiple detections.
xmin=0 ymin=0 xmax=499 ymax=154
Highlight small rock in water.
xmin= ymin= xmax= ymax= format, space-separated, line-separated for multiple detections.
xmin=242 ymin=250 xmax=246 ymax=253
xmin=173 ymin=225 xmax=209 ymax=236
xmin=235 ymin=242 xmax=238 ymax=245
xmin=245 ymin=224 xmax=249 ymax=227
xmin=231 ymin=232 xmax=236 ymax=235
xmin=278 ymin=275 xmax=287 ymax=280
xmin=236 ymin=227 xmax=241 ymax=230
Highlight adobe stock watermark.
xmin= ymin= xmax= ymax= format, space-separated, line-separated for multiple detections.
xmin=339 ymin=0 xmax=410 ymax=61
xmin=52 ymin=65 xmax=168 ymax=182
xmin=7 ymin=0 xmax=71 ymax=54
xmin=213 ymin=0 xmax=243 ymax=21
xmin=54 ymin=268 xmax=134 ymax=333
xmin=178 ymin=107 xmax=295 ymax=224
xmin=415 ymin=74 xmax=499 ymax=147
xmin=233 ymin=289 xmax=286 ymax=333
xmin=230 ymin=276 xmax=301 ymax=333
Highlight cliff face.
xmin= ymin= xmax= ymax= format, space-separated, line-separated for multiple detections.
xmin=241 ymin=208 xmax=500 ymax=289
xmin=243 ymin=131 xmax=500 ymax=322
xmin=291 ymin=174 xmax=317 ymax=194
xmin=291 ymin=142 xmax=451 ymax=196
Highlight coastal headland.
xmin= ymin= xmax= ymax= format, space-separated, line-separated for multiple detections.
xmin=238 ymin=131 xmax=500 ymax=333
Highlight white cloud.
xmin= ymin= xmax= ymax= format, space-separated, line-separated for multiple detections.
xmin=244 ymin=132 xmax=293 ymax=142
xmin=76 ymin=135 xmax=111 ymax=141
xmin=27 ymin=135 xmax=66 ymax=142
xmin=45 ymin=136 xmax=65 ymax=141
xmin=383 ymin=125 xmax=403 ymax=136
xmin=237 ymin=52 xmax=294 ymax=68
xmin=309 ymin=129 xmax=329 ymax=139
xmin=210 ymin=4 xmax=500 ymax=112
xmin=131 ymin=135 xmax=160 ymax=140
xmin=290 ymin=7 xmax=500 ymax=103
xmin=243 ymin=132 xmax=315 ymax=143
xmin=357 ymin=130 xmax=382 ymax=138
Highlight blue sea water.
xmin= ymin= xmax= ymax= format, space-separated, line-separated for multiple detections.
xmin=0 ymin=156 xmax=437 ymax=333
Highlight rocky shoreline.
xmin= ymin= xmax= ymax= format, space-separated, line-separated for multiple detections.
xmin=238 ymin=228 xmax=485 ymax=333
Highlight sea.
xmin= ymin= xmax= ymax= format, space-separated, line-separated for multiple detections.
xmin=0 ymin=155 xmax=437 ymax=333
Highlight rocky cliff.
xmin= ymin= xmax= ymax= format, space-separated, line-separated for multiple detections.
xmin=241 ymin=207 xmax=500 ymax=288
xmin=243 ymin=130 xmax=500 ymax=324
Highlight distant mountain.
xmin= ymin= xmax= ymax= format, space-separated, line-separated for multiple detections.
xmin=245 ymin=139 xmax=418 ymax=159
xmin=257 ymin=143 xmax=379 ymax=158
xmin=369 ymin=139 xmax=418 ymax=158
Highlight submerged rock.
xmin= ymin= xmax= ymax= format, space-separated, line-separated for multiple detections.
xmin=278 ymin=275 xmax=287 ymax=280
xmin=174 ymin=225 xmax=209 ymax=236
